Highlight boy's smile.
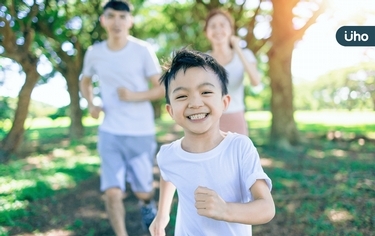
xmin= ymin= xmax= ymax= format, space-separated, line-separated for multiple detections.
xmin=166 ymin=67 xmax=230 ymax=135
xmin=188 ymin=113 xmax=208 ymax=120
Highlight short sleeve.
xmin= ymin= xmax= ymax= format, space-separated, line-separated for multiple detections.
xmin=81 ymin=46 xmax=95 ymax=79
xmin=143 ymin=44 xmax=162 ymax=79
xmin=240 ymin=138 xmax=272 ymax=193
xmin=156 ymin=145 xmax=170 ymax=182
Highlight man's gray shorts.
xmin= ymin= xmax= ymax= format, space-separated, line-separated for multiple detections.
xmin=98 ymin=130 xmax=157 ymax=193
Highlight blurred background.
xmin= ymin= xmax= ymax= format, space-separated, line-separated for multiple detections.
xmin=1 ymin=0 xmax=374 ymax=235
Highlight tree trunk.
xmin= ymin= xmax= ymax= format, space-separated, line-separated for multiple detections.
xmin=268 ymin=42 xmax=300 ymax=148
xmin=268 ymin=0 xmax=300 ymax=148
xmin=64 ymin=60 xmax=84 ymax=139
xmin=0 ymin=62 xmax=39 ymax=162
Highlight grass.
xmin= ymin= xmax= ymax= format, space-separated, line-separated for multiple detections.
xmin=0 ymin=110 xmax=375 ymax=235
xmin=0 ymin=124 xmax=101 ymax=235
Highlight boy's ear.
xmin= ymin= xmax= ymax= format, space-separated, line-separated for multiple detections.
xmin=165 ymin=104 xmax=174 ymax=119
xmin=222 ymin=94 xmax=231 ymax=112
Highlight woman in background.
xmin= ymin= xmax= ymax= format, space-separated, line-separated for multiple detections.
xmin=204 ymin=8 xmax=262 ymax=136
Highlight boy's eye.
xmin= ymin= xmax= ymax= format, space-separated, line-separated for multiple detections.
xmin=176 ymin=95 xmax=187 ymax=99
xmin=202 ymin=91 xmax=213 ymax=95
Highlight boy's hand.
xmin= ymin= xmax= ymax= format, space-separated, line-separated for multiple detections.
xmin=194 ymin=186 xmax=228 ymax=221
xmin=117 ymin=87 xmax=136 ymax=101
xmin=149 ymin=214 xmax=170 ymax=236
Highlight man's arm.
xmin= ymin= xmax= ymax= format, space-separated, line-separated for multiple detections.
xmin=149 ymin=176 xmax=176 ymax=236
xmin=117 ymin=74 xmax=165 ymax=102
xmin=195 ymin=179 xmax=275 ymax=225
xmin=79 ymin=75 xmax=102 ymax=119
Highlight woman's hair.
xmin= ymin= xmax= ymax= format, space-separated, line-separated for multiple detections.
xmin=204 ymin=8 xmax=235 ymax=34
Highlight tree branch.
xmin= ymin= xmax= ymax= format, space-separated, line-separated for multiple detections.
xmin=270 ymin=0 xmax=327 ymax=52
xmin=245 ymin=0 xmax=267 ymax=54
xmin=248 ymin=0 xmax=262 ymax=33
xmin=22 ymin=2 xmax=39 ymax=52
xmin=252 ymin=38 xmax=268 ymax=55
xmin=293 ymin=0 xmax=328 ymax=43
xmin=0 ymin=9 xmax=19 ymax=60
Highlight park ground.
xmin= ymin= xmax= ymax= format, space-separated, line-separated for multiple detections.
xmin=2 ymin=111 xmax=375 ymax=236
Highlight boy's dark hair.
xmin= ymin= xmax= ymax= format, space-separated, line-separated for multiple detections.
xmin=103 ymin=0 xmax=133 ymax=12
xmin=160 ymin=48 xmax=228 ymax=104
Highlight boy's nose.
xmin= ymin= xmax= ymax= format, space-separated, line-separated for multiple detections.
xmin=188 ymin=96 xmax=204 ymax=108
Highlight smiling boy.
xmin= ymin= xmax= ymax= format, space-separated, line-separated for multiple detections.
xmin=149 ymin=49 xmax=275 ymax=236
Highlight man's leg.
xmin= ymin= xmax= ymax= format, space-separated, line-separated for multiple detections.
xmin=125 ymin=135 xmax=157 ymax=229
xmin=104 ymin=187 xmax=128 ymax=236
xmin=98 ymin=131 xmax=128 ymax=236
xmin=134 ymin=192 xmax=153 ymax=202
xmin=135 ymin=191 xmax=157 ymax=229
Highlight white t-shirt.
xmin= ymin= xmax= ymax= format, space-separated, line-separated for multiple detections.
xmin=222 ymin=48 xmax=256 ymax=113
xmin=157 ymin=132 xmax=272 ymax=236
xmin=81 ymin=36 xmax=161 ymax=135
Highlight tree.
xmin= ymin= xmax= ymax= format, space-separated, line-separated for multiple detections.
xmin=0 ymin=1 xmax=41 ymax=162
xmin=267 ymin=0 xmax=326 ymax=148
xmin=34 ymin=0 xmax=106 ymax=139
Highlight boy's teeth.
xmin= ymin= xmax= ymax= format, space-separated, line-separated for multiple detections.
xmin=190 ymin=113 xmax=206 ymax=120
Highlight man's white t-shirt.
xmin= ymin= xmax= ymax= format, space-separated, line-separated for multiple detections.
xmin=81 ymin=36 xmax=161 ymax=135
xmin=157 ymin=132 xmax=272 ymax=236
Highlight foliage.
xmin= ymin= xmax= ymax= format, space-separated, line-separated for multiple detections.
xmin=0 ymin=97 xmax=14 ymax=140
xmin=0 ymin=97 xmax=13 ymax=121
xmin=294 ymin=62 xmax=375 ymax=111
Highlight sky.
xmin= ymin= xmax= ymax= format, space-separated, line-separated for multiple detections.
xmin=1 ymin=0 xmax=374 ymax=108
xmin=292 ymin=0 xmax=375 ymax=81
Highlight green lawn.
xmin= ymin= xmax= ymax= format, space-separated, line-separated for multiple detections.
xmin=0 ymin=110 xmax=374 ymax=235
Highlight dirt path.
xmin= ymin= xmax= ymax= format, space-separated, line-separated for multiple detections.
xmin=9 ymin=175 xmax=154 ymax=236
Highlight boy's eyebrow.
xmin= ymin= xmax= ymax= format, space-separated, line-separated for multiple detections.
xmin=172 ymin=82 xmax=216 ymax=94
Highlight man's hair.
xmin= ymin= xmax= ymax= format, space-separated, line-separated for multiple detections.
xmin=160 ymin=48 xmax=228 ymax=104
xmin=103 ymin=0 xmax=133 ymax=12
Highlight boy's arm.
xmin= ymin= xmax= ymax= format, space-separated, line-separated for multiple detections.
xmin=117 ymin=74 xmax=165 ymax=102
xmin=195 ymin=179 xmax=275 ymax=225
xmin=149 ymin=176 xmax=176 ymax=236
xmin=79 ymin=75 xmax=102 ymax=119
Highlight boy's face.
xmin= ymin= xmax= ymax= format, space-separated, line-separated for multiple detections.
xmin=166 ymin=67 xmax=230 ymax=135
xmin=100 ymin=9 xmax=133 ymax=39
